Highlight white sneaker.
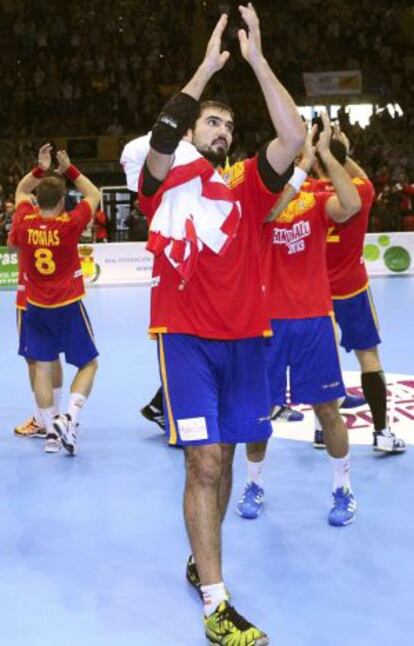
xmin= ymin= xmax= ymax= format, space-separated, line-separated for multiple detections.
xmin=373 ymin=429 xmax=406 ymax=453
xmin=53 ymin=414 xmax=78 ymax=456
xmin=44 ymin=433 xmax=61 ymax=453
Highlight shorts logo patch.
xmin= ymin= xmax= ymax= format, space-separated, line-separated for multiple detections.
xmin=322 ymin=381 xmax=340 ymax=389
xmin=177 ymin=417 xmax=208 ymax=442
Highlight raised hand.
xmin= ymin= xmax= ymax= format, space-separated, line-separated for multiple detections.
xmin=300 ymin=124 xmax=317 ymax=171
xmin=315 ymin=111 xmax=332 ymax=156
xmin=332 ymin=123 xmax=350 ymax=155
xmin=238 ymin=3 xmax=263 ymax=66
xmin=38 ymin=143 xmax=53 ymax=171
xmin=56 ymin=150 xmax=71 ymax=175
xmin=202 ymin=14 xmax=230 ymax=75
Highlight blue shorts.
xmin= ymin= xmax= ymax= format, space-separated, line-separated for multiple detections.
xmin=16 ymin=308 xmax=27 ymax=358
xmin=266 ymin=317 xmax=346 ymax=405
xmin=25 ymin=300 xmax=99 ymax=368
xmin=333 ymin=287 xmax=381 ymax=353
xmin=157 ymin=334 xmax=272 ymax=447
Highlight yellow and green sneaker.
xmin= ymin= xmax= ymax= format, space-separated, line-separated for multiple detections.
xmin=204 ymin=601 xmax=269 ymax=645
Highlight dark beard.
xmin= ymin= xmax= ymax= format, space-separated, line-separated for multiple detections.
xmin=197 ymin=145 xmax=227 ymax=168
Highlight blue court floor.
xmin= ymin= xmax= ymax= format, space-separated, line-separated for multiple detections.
xmin=1 ymin=277 xmax=414 ymax=646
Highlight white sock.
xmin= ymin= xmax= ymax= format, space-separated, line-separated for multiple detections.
xmin=53 ymin=387 xmax=62 ymax=416
xmin=201 ymin=582 xmax=228 ymax=617
xmin=247 ymin=458 xmax=265 ymax=487
xmin=329 ymin=453 xmax=351 ymax=491
xmin=32 ymin=393 xmax=43 ymax=426
xmin=67 ymin=393 xmax=86 ymax=425
xmin=39 ymin=407 xmax=56 ymax=436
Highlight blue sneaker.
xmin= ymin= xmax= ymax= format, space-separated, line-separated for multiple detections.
xmin=340 ymin=393 xmax=366 ymax=409
xmin=271 ymin=405 xmax=304 ymax=422
xmin=328 ymin=487 xmax=356 ymax=526
xmin=313 ymin=429 xmax=326 ymax=449
xmin=237 ymin=482 xmax=264 ymax=519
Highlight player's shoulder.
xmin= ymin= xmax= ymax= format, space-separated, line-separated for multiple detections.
xmin=54 ymin=212 xmax=72 ymax=223
xmin=277 ymin=191 xmax=318 ymax=223
xmin=352 ymin=177 xmax=367 ymax=186
xmin=352 ymin=176 xmax=375 ymax=201
xmin=219 ymin=159 xmax=249 ymax=189
xmin=352 ymin=176 xmax=374 ymax=190
xmin=15 ymin=200 xmax=37 ymax=220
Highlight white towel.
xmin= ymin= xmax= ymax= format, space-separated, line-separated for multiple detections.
xmin=120 ymin=134 xmax=241 ymax=280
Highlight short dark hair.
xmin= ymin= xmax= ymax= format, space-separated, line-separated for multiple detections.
xmin=316 ymin=139 xmax=347 ymax=173
xmin=36 ymin=176 xmax=66 ymax=210
xmin=198 ymin=100 xmax=235 ymax=123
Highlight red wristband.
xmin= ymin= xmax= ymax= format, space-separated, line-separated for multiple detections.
xmin=32 ymin=165 xmax=46 ymax=179
xmin=64 ymin=164 xmax=81 ymax=182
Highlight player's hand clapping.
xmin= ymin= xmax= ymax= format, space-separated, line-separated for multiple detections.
xmin=38 ymin=143 xmax=53 ymax=171
xmin=200 ymin=14 xmax=230 ymax=75
xmin=299 ymin=125 xmax=317 ymax=172
xmin=238 ymin=3 xmax=263 ymax=66
xmin=333 ymin=124 xmax=351 ymax=155
xmin=315 ymin=111 xmax=332 ymax=159
xmin=56 ymin=150 xmax=71 ymax=175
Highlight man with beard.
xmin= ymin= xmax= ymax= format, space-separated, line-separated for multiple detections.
xmin=122 ymin=5 xmax=304 ymax=644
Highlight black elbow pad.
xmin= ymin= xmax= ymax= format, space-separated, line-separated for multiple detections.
xmin=150 ymin=93 xmax=200 ymax=155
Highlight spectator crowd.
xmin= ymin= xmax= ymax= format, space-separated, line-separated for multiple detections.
xmin=0 ymin=0 xmax=413 ymax=232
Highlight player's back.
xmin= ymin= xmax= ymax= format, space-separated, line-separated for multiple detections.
xmin=15 ymin=201 xmax=91 ymax=307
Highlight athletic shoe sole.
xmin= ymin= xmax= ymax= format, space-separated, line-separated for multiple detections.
xmin=236 ymin=506 xmax=263 ymax=519
xmin=329 ymin=516 xmax=356 ymax=527
xmin=44 ymin=444 xmax=61 ymax=453
xmin=60 ymin=437 xmax=76 ymax=456
xmin=207 ymin=637 xmax=269 ymax=646
xmin=373 ymin=445 xmax=406 ymax=454
xmin=15 ymin=430 xmax=47 ymax=439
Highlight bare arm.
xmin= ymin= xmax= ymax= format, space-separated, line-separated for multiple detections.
xmin=146 ymin=14 xmax=230 ymax=183
xmin=15 ymin=143 xmax=52 ymax=205
xmin=265 ymin=125 xmax=316 ymax=222
xmin=56 ymin=151 xmax=100 ymax=212
xmin=238 ymin=4 xmax=305 ymax=175
xmin=344 ymin=157 xmax=369 ymax=181
xmin=318 ymin=113 xmax=361 ymax=223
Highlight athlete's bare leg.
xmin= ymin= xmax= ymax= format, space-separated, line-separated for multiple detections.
xmin=70 ymin=358 xmax=98 ymax=397
xmin=356 ymin=347 xmax=382 ymax=373
xmin=33 ymin=361 xmax=54 ymax=409
xmin=313 ymin=400 xmax=348 ymax=458
xmin=218 ymin=443 xmax=236 ymax=522
xmin=245 ymin=439 xmax=268 ymax=464
xmin=184 ymin=443 xmax=224 ymax=585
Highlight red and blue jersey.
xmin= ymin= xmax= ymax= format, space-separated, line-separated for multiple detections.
xmin=10 ymin=200 xmax=92 ymax=308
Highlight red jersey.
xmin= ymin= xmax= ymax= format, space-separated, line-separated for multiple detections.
xmin=139 ymin=157 xmax=281 ymax=339
xmin=261 ymin=190 xmax=332 ymax=319
xmin=8 ymin=202 xmax=37 ymax=309
xmin=303 ymin=177 xmax=375 ymax=298
xmin=10 ymin=200 xmax=92 ymax=308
